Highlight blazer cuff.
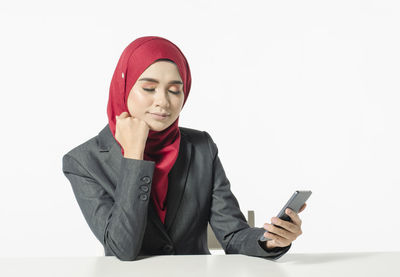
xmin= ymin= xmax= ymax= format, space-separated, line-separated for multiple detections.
xmin=255 ymin=228 xmax=291 ymax=260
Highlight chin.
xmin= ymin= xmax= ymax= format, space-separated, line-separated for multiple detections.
xmin=148 ymin=122 xmax=171 ymax=132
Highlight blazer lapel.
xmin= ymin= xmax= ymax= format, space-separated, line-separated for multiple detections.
xmin=164 ymin=132 xmax=193 ymax=232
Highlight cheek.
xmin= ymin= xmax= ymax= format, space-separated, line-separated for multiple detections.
xmin=172 ymin=95 xmax=185 ymax=111
xmin=127 ymin=90 xmax=151 ymax=115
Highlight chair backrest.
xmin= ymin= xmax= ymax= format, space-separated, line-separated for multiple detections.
xmin=207 ymin=210 xmax=255 ymax=250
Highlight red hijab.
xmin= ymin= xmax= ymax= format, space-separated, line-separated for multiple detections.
xmin=106 ymin=36 xmax=192 ymax=224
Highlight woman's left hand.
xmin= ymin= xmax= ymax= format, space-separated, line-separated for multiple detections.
xmin=262 ymin=203 xmax=307 ymax=249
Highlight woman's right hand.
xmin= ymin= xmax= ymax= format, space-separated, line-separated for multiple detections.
xmin=115 ymin=111 xmax=150 ymax=160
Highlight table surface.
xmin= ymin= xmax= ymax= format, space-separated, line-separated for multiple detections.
xmin=1 ymin=252 xmax=399 ymax=277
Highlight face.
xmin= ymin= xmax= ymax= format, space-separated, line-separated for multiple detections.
xmin=127 ymin=60 xmax=185 ymax=132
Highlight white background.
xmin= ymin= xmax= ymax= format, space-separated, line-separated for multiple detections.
xmin=1 ymin=0 xmax=399 ymax=257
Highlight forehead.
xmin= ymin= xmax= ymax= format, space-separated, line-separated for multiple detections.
xmin=140 ymin=61 xmax=182 ymax=81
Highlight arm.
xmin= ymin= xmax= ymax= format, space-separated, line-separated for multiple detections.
xmin=62 ymin=154 xmax=155 ymax=261
xmin=204 ymin=132 xmax=290 ymax=260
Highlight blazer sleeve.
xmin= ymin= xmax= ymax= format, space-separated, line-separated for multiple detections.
xmin=204 ymin=131 xmax=291 ymax=260
xmin=62 ymin=154 xmax=155 ymax=261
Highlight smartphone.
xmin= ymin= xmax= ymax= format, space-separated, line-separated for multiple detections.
xmin=259 ymin=190 xmax=312 ymax=242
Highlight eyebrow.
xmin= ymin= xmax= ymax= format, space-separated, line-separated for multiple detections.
xmin=138 ymin=78 xmax=183 ymax=85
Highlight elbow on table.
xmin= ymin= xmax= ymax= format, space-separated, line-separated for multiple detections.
xmin=107 ymin=245 xmax=141 ymax=262
xmin=104 ymin=238 xmax=141 ymax=262
xmin=115 ymin=253 xmax=139 ymax=262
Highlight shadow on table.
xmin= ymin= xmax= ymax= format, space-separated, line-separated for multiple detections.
xmin=91 ymin=255 xmax=165 ymax=276
xmin=91 ymin=254 xmax=290 ymax=277
xmin=130 ymin=255 xmax=154 ymax=261
xmin=276 ymin=252 xmax=379 ymax=265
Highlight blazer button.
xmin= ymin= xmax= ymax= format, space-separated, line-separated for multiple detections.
xmin=141 ymin=176 xmax=151 ymax=184
xmin=140 ymin=185 xmax=149 ymax=192
xmin=139 ymin=194 xmax=148 ymax=201
xmin=162 ymin=244 xmax=173 ymax=253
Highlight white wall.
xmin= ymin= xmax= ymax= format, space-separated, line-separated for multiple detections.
xmin=1 ymin=0 xmax=399 ymax=257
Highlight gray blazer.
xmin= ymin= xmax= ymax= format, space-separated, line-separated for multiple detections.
xmin=62 ymin=124 xmax=290 ymax=261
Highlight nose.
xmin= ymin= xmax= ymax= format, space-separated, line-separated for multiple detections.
xmin=153 ymin=89 xmax=170 ymax=108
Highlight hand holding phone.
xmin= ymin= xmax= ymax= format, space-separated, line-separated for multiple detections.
xmin=259 ymin=190 xmax=311 ymax=242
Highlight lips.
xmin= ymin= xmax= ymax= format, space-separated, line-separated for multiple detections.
xmin=150 ymin=112 xmax=170 ymax=116
xmin=149 ymin=112 xmax=170 ymax=121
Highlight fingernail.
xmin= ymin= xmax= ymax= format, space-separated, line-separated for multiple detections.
xmin=287 ymin=209 xmax=292 ymax=214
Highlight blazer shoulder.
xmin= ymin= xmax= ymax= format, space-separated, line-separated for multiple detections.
xmin=179 ymin=126 xmax=218 ymax=158
xmin=179 ymin=126 xmax=207 ymax=144
xmin=62 ymin=134 xmax=100 ymax=169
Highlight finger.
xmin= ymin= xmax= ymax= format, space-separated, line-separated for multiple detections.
xmin=285 ymin=208 xmax=302 ymax=226
xmin=270 ymin=217 xmax=299 ymax=233
xmin=264 ymin=223 xmax=296 ymax=241
xmin=299 ymin=203 xmax=307 ymax=213
xmin=265 ymin=231 xmax=291 ymax=248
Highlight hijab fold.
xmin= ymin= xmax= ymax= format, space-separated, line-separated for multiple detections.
xmin=106 ymin=36 xmax=192 ymax=224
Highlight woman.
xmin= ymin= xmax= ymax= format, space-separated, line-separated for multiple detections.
xmin=62 ymin=36 xmax=306 ymax=261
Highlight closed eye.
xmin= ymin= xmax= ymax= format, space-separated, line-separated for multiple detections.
xmin=142 ymin=88 xmax=181 ymax=95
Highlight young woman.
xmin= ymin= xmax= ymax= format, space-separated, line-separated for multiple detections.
xmin=62 ymin=36 xmax=306 ymax=261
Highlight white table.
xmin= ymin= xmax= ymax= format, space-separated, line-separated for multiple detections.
xmin=1 ymin=252 xmax=399 ymax=277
